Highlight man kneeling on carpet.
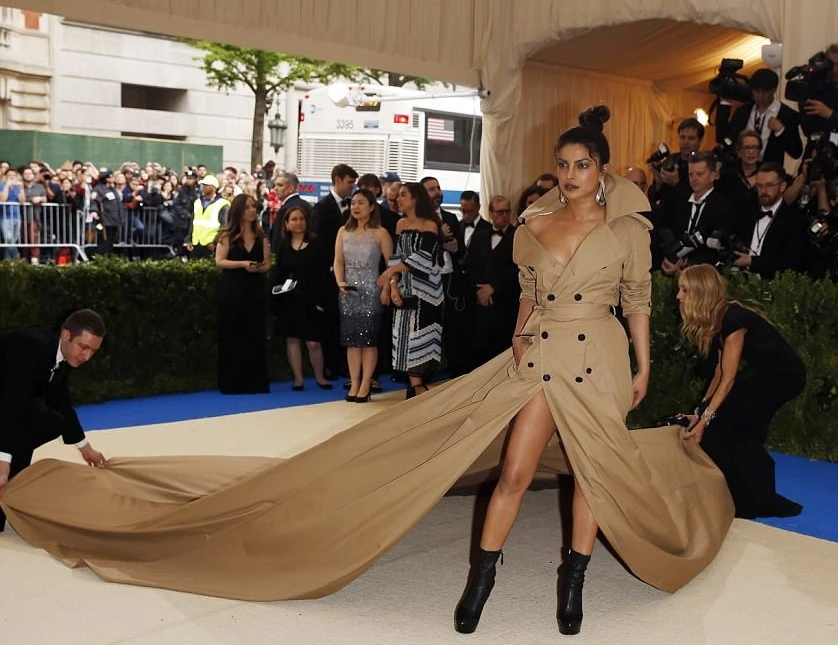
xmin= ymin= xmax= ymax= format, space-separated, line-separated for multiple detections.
xmin=0 ymin=308 xmax=108 ymax=531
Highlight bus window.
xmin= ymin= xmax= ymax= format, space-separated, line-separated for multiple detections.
xmin=423 ymin=111 xmax=481 ymax=173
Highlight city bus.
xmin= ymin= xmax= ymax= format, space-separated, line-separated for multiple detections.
xmin=296 ymin=85 xmax=482 ymax=208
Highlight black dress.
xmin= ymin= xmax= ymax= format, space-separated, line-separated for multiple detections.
xmin=218 ymin=238 xmax=269 ymax=394
xmin=273 ymin=237 xmax=331 ymax=341
xmin=700 ymin=303 xmax=806 ymax=518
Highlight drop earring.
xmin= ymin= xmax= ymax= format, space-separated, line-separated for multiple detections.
xmin=595 ymin=178 xmax=606 ymax=207
xmin=559 ymin=191 xmax=568 ymax=205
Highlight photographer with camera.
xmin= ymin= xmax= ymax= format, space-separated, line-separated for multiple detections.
xmin=716 ymin=130 xmax=761 ymax=215
xmin=715 ymin=68 xmax=803 ymax=164
xmin=730 ymin=162 xmax=806 ymax=278
xmin=658 ymin=151 xmax=736 ymax=275
xmin=793 ymin=44 xmax=838 ymax=142
xmin=648 ymin=118 xmax=705 ymax=211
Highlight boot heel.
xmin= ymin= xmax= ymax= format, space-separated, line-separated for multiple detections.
xmin=557 ymin=549 xmax=590 ymax=636
xmin=454 ymin=549 xmax=502 ymax=634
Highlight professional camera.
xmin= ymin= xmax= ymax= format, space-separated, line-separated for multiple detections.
xmin=785 ymin=51 xmax=834 ymax=103
xmin=704 ymin=230 xmax=752 ymax=265
xmin=708 ymin=58 xmax=753 ymax=102
xmin=807 ymin=207 xmax=838 ymax=250
xmin=806 ymin=135 xmax=837 ymax=183
xmin=712 ymin=137 xmax=739 ymax=169
xmin=659 ymin=228 xmax=706 ymax=263
xmin=646 ymin=143 xmax=678 ymax=173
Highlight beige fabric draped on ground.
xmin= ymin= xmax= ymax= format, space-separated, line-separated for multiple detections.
xmin=2 ymin=177 xmax=733 ymax=601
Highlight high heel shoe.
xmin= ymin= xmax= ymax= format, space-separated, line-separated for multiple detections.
xmin=454 ymin=548 xmax=502 ymax=634
xmin=345 ymin=394 xmax=357 ymax=402
xmin=354 ymin=392 xmax=371 ymax=403
xmin=405 ymin=386 xmax=416 ymax=400
xmin=291 ymin=383 xmax=304 ymax=392
xmin=557 ymin=549 xmax=591 ymax=636
xmin=316 ymin=381 xmax=334 ymax=390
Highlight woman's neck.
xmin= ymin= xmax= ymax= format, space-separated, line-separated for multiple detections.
xmin=290 ymin=232 xmax=305 ymax=245
xmin=564 ymin=198 xmax=605 ymax=222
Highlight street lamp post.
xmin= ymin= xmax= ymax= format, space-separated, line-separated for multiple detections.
xmin=267 ymin=107 xmax=288 ymax=154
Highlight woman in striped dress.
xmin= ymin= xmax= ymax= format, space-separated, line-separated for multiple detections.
xmin=377 ymin=183 xmax=444 ymax=398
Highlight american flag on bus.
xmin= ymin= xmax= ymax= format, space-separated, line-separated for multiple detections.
xmin=427 ymin=116 xmax=455 ymax=142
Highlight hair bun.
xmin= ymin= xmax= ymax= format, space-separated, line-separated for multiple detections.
xmin=578 ymin=105 xmax=610 ymax=132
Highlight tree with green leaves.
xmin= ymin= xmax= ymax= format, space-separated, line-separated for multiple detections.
xmin=186 ymin=41 xmax=434 ymax=170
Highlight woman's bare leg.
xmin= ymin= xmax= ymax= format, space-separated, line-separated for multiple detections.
xmin=346 ymin=347 xmax=362 ymax=397
xmin=357 ymin=347 xmax=378 ymax=397
xmin=286 ymin=338 xmax=304 ymax=386
xmin=480 ymin=391 xmax=557 ymax=550
xmin=570 ymin=482 xmax=598 ymax=555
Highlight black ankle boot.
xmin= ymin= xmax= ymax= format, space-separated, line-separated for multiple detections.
xmin=557 ymin=549 xmax=591 ymax=635
xmin=454 ymin=548 xmax=503 ymax=633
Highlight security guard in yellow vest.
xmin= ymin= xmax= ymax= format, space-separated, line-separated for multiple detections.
xmin=187 ymin=175 xmax=230 ymax=259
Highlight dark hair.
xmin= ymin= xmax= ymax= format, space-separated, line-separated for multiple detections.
xmin=220 ymin=193 xmax=265 ymax=244
xmin=678 ymin=117 xmax=706 ymax=140
xmin=460 ymin=190 xmax=480 ymax=203
xmin=535 ymin=173 xmax=559 ymax=187
xmin=403 ymin=182 xmax=444 ymax=264
xmin=357 ymin=173 xmax=382 ymax=196
xmin=344 ymin=188 xmax=381 ymax=231
xmin=331 ymin=163 xmax=358 ymax=183
xmin=419 ymin=176 xmax=439 ymax=187
xmin=62 ymin=309 xmax=106 ymax=338
xmin=757 ymin=161 xmax=787 ymax=182
xmin=578 ymin=105 xmax=610 ymax=132
xmin=517 ymin=185 xmax=549 ymax=216
xmin=688 ymin=151 xmax=718 ymax=172
xmin=281 ymin=205 xmax=314 ymax=245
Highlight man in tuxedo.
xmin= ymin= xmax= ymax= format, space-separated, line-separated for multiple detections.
xmin=420 ymin=176 xmax=469 ymax=376
xmin=464 ymin=195 xmax=520 ymax=367
xmin=649 ymin=117 xmax=705 ymax=211
xmin=732 ymin=162 xmax=806 ymax=278
xmin=716 ymin=68 xmax=803 ymax=164
xmin=358 ymin=173 xmax=400 ymax=243
xmin=660 ymin=152 xmax=736 ymax=274
xmin=311 ymin=164 xmax=358 ymax=266
xmin=459 ymin=190 xmax=491 ymax=251
xmin=270 ymin=172 xmax=311 ymax=255
xmin=311 ymin=164 xmax=357 ymax=378
xmin=0 ymin=309 xmax=108 ymax=531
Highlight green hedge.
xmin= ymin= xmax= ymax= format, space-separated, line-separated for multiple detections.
xmin=0 ymin=260 xmax=834 ymax=461
xmin=0 ymin=257 xmax=290 ymax=402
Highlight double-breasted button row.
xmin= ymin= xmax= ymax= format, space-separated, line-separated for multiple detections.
xmin=543 ymin=374 xmax=551 ymax=382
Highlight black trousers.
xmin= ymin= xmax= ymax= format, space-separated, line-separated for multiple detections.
xmin=0 ymin=398 xmax=66 ymax=531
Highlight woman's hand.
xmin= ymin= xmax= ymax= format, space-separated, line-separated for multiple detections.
xmin=380 ymin=287 xmax=391 ymax=306
xmin=376 ymin=270 xmax=393 ymax=289
xmin=682 ymin=417 xmax=706 ymax=443
xmin=390 ymin=282 xmax=403 ymax=308
xmin=511 ymin=336 xmax=532 ymax=367
xmin=629 ymin=371 xmax=649 ymax=411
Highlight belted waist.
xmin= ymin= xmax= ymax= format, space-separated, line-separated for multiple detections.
xmin=520 ymin=303 xmax=613 ymax=336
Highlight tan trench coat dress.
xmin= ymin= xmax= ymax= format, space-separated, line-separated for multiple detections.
xmin=2 ymin=175 xmax=733 ymax=601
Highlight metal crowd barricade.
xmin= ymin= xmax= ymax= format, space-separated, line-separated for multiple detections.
xmin=100 ymin=206 xmax=176 ymax=257
xmin=0 ymin=202 xmax=88 ymax=262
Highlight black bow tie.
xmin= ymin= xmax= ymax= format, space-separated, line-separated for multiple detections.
xmin=760 ymin=209 xmax=774 ymax=219
xmin=463 ymin=221 xmax=476 ymax=228
xmin=340 ymin=197 xmax=350 ymax=208
xmin=492 ymin=228 xmax=506 ymax=235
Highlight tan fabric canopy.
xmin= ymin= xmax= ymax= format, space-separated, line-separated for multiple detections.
xmin=17 ymin=0 xmax=837 ymax=200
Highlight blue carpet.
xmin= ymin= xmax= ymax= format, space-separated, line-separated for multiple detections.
xmin=76 ymin=383 xmax=838 ymax=544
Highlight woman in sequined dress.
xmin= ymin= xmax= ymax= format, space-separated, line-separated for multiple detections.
xmin=334 ymin=189 xmax=394 ymax=402
xmin=376 ymin=183 xmax=444 ymax=398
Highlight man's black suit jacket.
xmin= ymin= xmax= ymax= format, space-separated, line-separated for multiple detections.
xmin=463 ymin=226 xmax=520 ymax=345
xmin=440 ymin=208 xmax=465 ymax=261
xmin=311 ymin=194 xmax=346 ymax=265
xmin=735 ymin=201 xmax=806 ymax=278
xmin=461 ymin=218 xmax=492 ymax=251
xmin=664 ymin=189 xmax=737 ymax=266
xmin=0 ymin=328 xmax=84 ymax=456
xmin=271 ymin=194 xmax=313 ymax=255
xmin=716 ymin=102 xmax=803 ymax=163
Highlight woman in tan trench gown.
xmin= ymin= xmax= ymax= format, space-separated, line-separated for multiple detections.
xmin=0 ymin=127 xmax=733 ymax=627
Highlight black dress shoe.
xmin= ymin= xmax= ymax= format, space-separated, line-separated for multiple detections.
xmin=316 ymin=381 xmax=334 ymax=390
xmin=292 ymin=384 xmax=304 ymax=392
xmin=354 ymin=392 xmax=371 ymax=403
xmin=345 ymin=394 xmax=357 ymax=402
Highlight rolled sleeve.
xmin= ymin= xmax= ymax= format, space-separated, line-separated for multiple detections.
xmin=617 ymin=216 xmax=653 ymax=316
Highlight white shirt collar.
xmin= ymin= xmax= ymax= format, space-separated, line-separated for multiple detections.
xmin=55 ymin=341 xmax=65 ymax=368
xmin=761 ymin=198 xmax=783 ymax=217
xmin=689 ymin=187 xmax=714 ymax=204
xmin=331 ymin=188 xmax=347 ymax=208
